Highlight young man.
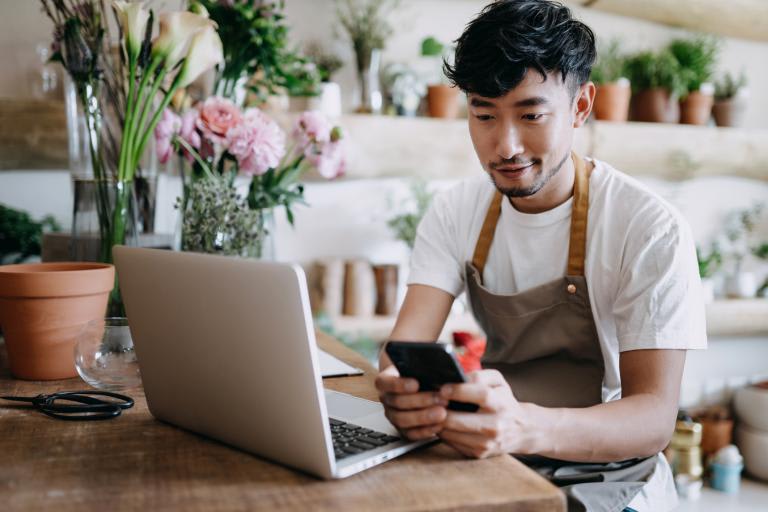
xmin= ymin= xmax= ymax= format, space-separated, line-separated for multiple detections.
xmin=375 ymin=1 xmax=706 ymax=511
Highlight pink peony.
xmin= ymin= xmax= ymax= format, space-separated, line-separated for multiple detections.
xmin=179 ymin=110 xmax=202 ymax=162
xmin=196 ymin=96 xmax=242 ymax=145
xmin=226 ymin=108 xmax=286 ymax=176
xmin=306 ymin=139 xmax=346 ymax=179
xmin=292 ymin=110 xmax=332 ymax=149
xmin=154 ymin=108 xmax=181 ymax=164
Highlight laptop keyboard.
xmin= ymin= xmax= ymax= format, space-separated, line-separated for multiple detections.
xmin=329 ymin=418 xmax=402 ymax=460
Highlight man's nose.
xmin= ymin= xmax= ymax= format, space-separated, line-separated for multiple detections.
xmin=495 ymin=125 xmax=524 ymax=160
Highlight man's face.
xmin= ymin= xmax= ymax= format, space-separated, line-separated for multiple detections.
xmin=467 ymin=70 xmax=586 ymax=198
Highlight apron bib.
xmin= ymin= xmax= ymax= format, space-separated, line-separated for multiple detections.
xmin=464 ymin=153 xmax=656 ymax=512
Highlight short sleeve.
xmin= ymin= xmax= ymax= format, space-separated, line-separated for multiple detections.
xmin=406 ymin=190 xmax=465 ymax=297
xmin=613 ymin=215 xmax=707 ymax=351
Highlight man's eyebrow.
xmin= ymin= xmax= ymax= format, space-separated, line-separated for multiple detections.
xmin=513 ymin=96 xmax=550 ymax=107
xmin=469 ymin=97 xmax=495 ymax=108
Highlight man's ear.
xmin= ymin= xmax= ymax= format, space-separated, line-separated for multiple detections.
xmin=573 ymin=82 xmax=596 ymax=128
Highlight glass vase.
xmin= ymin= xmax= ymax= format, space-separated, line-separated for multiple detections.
xmin=356 ymin=48 xmax=383 ymax=114
xmin=178 ymin=175 xmax=274 ymax=260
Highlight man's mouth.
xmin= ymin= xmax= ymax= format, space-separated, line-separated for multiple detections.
xmin=493 ymin=162 xmax=534 ymax=175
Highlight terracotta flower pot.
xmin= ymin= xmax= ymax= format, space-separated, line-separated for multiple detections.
xmin=426 ymin=84 xmax=460 ymax=119
xmin=0 ymin=262 xmax=114 ymax=380
xmin=712 ymin=99 xmax=747 ymax=128
xmin=700 ymin=418 xmax=735 ymax=457
xmin=679 ymin=91 xmax=714 ymax=125
xmin=631 ymin=88 xmax=679 ymax=123
xmin=593 ymin=81 xmax=631 ymax=122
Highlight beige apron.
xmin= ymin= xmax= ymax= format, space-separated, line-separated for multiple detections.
xmin=465 ymin=154 xmax=657 ymax=512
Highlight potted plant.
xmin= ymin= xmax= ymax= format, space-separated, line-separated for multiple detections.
xmin=421 ymin=36 xmax=460 ymax=118
xmin=669 ymin=36 xmax=719 ymax=125
xmin=382 ymin=62 xmax=426 ymax=117
xmin=0 ymin=204 xmax=60 ymax=264
xmin=591 ymin=40 xmax=631 ymax=122
xmin=721 ymin=203 xmax=765 ymax=298
xmin=713 ymin=71 xmax=749 ymax=128
xmin=337 ymin=0 xmax=399 ymax=114
xmin=0 ymin=262 xmax=114 ymax=380
xmin=305 ymin=42 xmax=345 ymax=118
xmin=625 ymin=49 xmax=685 ymax=123
xmin=282 ymin=55 xmax=323 ymax=112
xmin=697 ymin=244 xmax=722 ymax=303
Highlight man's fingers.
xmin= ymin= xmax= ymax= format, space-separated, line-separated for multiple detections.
xmin=384 ymin=405 xmax=447 ymax=429
xmin=443 ymin=411 xmax=502 ymax=437
xmin=401 ymin=424 xmax=443 ymax=441
xmin=383 ymin=391 xmax=447 ymax=411
xmin=440 ymin=429 xmax=500 ymax=459
xmin=440 ymin=383 xmax=504 ymax=411
xmin=375 ymin=370 xmax=419 ymax=395
xmin=468 ymin=369 xmax=507 ymax=388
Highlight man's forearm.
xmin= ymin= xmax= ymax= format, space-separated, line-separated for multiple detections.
xmin=520 ymin=394 xmax=676 ymax=462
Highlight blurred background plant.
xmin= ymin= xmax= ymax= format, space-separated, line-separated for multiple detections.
xmin=387 ymin=180 xmax=433 ymax=249
xmin=715 ymin=70 xmax=748 ymax=100
xmin=195 ymin=0 xmax=314 ymax=105
xmin=304 ymin=41 xmax=344 ymax=83
xmin=591 ymin=39 xmax=628 ymax=85
xmin=336 ymin=0 xmax=399 ymax=113
xmin=0 ymin=204 xmax=61 ymax=264
xmin=668 ymin=35 xmax=719 ymax=98
xmin=624 ymin=48 xmax=686 ymax=98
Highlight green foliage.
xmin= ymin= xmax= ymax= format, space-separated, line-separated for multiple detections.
xmin=196 ymin=0 xmax=309 ymax=103
xmin=177 ymin=174 xmax=266 ymax=257
xmin=421 ymin=36 xmax=444 ymax=57
xmin=387 ymin=181 xmax=434 ymax=248
xmin=336 ymin=0 xmax=398 ymax=73
xmin=281 ymin=54 xmax=322 ymax=97
xmin=714 ymin=70 xmax=748 ymax=100
xmin=668 ymin=36 xmax=719 ymax=96
xmin=624 ymin=49 xmax=686 ymax=97
xmin=591 ymin=39 xmax=627 ymax=85
xmin=0 ymin=204 xmax=61 ymax=264
xmin=753 ymin=243 xmax=768 ymax=260
xmin=696 ymin=245 xmax=722 ymax=278
xmin=247 ymin=159 xmax=308 ymax=226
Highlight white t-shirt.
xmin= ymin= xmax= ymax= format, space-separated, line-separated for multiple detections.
xmin=407 ymin=158 xmax=707 ymax=511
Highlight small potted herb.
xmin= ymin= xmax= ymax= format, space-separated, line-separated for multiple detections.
xmin=713 ymin=71 xmax=749 ymax=128
xmin=625 ymin=49 xmax=685 ymax=123
xmin=669 ymin=36 xmax=719 ymax=126
xmin=305 ymin=42 xmax=345 ymax=118
xmin=591 ymin=40 xmax=631 ymax=122
xmin=421 ymin=36 xmax=459 ymax=118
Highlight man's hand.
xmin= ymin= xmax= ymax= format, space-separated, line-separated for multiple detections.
xmin=375 ymin=365 xmax=449 ymax=440
xmin=438 ymin=369 xmax=530 ymax=459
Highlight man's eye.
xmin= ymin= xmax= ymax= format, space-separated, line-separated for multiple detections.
xmin=475 ymin=114 xmax=494 ymax=121
xmin=523 ymin=113 xmax=544 ymax=121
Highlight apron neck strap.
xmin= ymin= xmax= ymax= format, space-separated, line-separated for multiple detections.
xmin=566 ymin=152 xmax=590 ymax=277
xmin=471 ymin=152 xmax=591 ymax=280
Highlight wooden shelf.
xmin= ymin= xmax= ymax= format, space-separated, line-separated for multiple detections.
xmin=330 ymin=299 xmax=768 ymax=341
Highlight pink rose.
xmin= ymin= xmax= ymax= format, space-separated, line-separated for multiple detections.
xmin=179 ymin=110 xmax=202 ymax=163
xmin=226 ymin=108 xmax=286 ymax=176
xmin=196 ymin=96 xmax=242 ymax=145
xmin=154 ymin=108 xmax=181 ymax=164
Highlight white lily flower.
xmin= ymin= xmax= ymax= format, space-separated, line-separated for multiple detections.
xmin=113 ymin=0 xmax=150 ymax=60
xmin=177 ymin=25 xmax=224 ymax=88
xmin=152 ymin=11 xmax=214 ymax=70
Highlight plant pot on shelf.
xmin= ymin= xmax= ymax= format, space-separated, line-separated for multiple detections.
xmin=0 ymin=262 xmax=114 ymax=380
xmin=679 ymin=91 xmax=714 ymax=125
xmin=631 ymin=88 xmax=679 ymax=123
xmin=426 ymin=84 xmax=460 ymax=119
xmin=593 ymin=79 xmax=631 ymax=122
xmin=712 ymin=98 xmax=747 ymax=128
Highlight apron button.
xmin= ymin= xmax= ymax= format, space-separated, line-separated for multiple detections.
xmin=567 ymin=284 xmax=577 ymax=294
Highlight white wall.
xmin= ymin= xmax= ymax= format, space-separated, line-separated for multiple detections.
xmin=2 ymin=0 xmax=767 ymax=127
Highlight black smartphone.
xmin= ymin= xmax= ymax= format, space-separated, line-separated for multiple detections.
xmin=385 ymin=341 xmax=479 ymax=412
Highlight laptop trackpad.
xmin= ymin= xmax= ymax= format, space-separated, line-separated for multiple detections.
xmin=324 ymin=389 xmax=382 ymax=420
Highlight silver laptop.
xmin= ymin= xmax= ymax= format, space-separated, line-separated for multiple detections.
xmin=114 ymin=246 xmax=432 ymax=479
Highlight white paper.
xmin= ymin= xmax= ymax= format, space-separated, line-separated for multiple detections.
xmin=318 ymin=349 xmax=364 ymax=378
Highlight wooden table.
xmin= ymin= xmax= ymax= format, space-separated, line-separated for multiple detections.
xmin=0 ymin=332 xmax=565 ymax=511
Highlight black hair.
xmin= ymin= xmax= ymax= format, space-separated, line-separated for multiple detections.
xmin=444 ymin=0 xmax=596 ymax=98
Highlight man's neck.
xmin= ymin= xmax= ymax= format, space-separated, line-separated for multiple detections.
xmin=509 ymin=156 xmax=576 ymax=214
